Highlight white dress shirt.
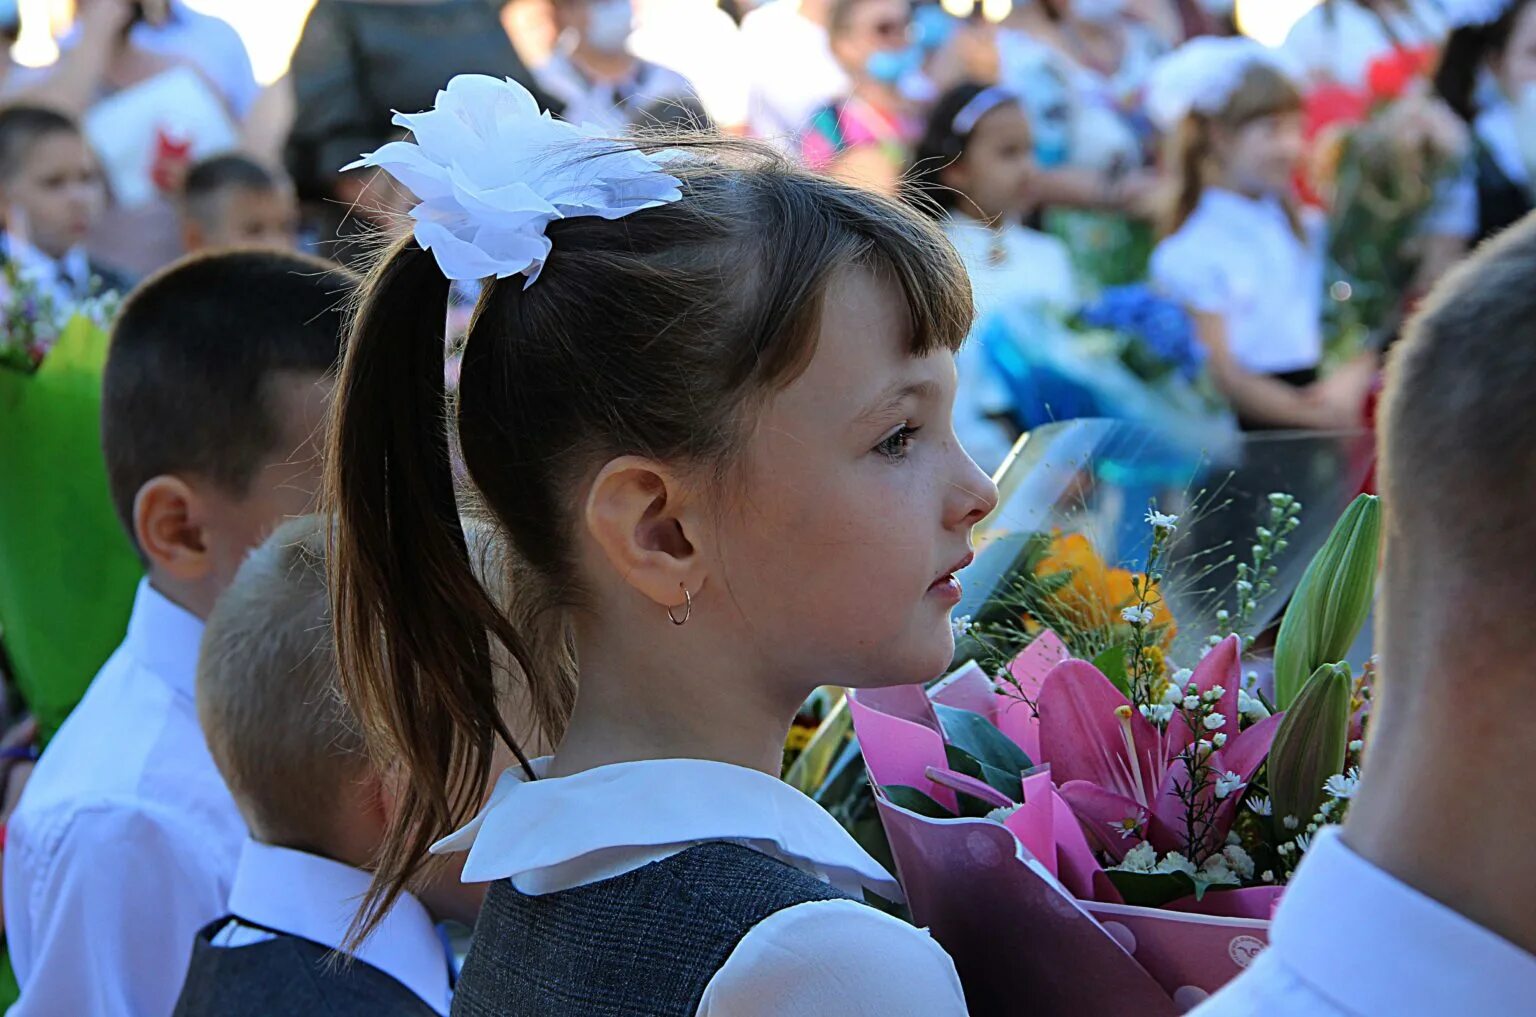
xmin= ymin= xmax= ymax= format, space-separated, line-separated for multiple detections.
xmin=740 ymin=0 xmax=849 ymax=151
xmin=535 ymin=50 xmax=695 ymax=133
xmin=1151 ymin=188 xmax=1325 ymax=376
xmin=1193 ymin=827 xmax=1536 ymax=1015
xmin=206 ymin=839 xmax=452 ymax=1016
xmin=4 ymin=580 xmax=247 ymax=1017
xmin=434 ymin=757 xmax=970 ymax=1016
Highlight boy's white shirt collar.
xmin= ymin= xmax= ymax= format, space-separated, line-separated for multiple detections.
xmin=226 ymin=838 xmax=452 ymax=1017
xmin=124 ymin=578 xmax=204 ymax=701
xmin=1249 ymin=826 xmax=1536 ymax=1013
xmin=433 ymin=756 xmax=903 ymax=901
xmin=2 ymin=232 xmax=91 ymax=292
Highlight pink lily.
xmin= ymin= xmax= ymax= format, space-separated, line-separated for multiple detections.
xmin=1036 ymin=635 xmax=1283 ymax=861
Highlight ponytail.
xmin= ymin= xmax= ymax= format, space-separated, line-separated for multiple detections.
xmin=326 ymin=235 xmax=540 ymax=943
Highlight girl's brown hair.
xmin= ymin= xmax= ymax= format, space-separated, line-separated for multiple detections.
xmin=327 ymin=138 xmax=972 ymax=938
xmin=1161 ymin=62 xmax=1305 ymax=239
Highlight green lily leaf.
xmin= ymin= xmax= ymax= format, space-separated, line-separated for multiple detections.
xmin=934 ymin=703 xmax=1034 ymax=784
xmin=1104 ymin=869 xmax=1199 ymax=908
xmin=1092 ymin=644 xmax=1131 ymax=698
xmin=944 ymin=744 xmax=1023 ymax=802
xmin=881 ymin=785 xmax=954 ymax=819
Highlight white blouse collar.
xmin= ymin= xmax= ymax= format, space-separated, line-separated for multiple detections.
xmin=433 ymin=757 xmax=902 ymax=901
xmin=1197 ymin=186 xmax=1288 ymax=227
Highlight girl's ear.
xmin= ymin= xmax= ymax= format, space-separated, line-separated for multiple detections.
xmin=583 ymin=455 xmax=704 ymax=609
xmin=938 ymin=152 xmax=969 ymax=197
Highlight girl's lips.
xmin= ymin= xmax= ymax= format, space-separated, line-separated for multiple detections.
xmin=927 ymin=551 xmax=974 ymax=597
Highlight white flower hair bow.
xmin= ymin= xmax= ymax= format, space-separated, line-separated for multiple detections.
xmin=1144 ymin=37 xmax=1299 ymax=132
xmin=344 ymin=74 xmax=684 ymax=286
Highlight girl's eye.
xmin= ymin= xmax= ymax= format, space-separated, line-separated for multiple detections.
xmin=875 ymin=424 xmax=921 ymax=461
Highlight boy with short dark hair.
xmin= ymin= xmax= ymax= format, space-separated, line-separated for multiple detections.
xmin=0 ymin=103 xmax=126 ymax=298
xmin=176 ymin=515 xmax=521 ymax=1016
xmin=1194 ymin=213 xmax=1536 ymax=1013
xmin=179 ymin=152 xmax=298 ymax=253
xmin=3 ymin=249 xmax=359 ymax=1017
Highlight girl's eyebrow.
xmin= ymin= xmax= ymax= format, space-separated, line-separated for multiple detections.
xmin=854 ymin=380 xmax=939 ymax=426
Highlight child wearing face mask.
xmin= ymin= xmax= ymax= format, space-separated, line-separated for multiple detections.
xmin=330 ymin=74 xmax=988 ymax=1017
xmin=802 ymin=0 xmax=922 ymax=194
xmin=1149 ymin=38 xmax=1376 ymax=431
xmin=536 ymin=0 xmax=696 ymax=132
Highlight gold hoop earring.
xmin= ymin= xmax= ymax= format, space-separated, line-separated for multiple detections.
xmin=667 ymin=584 xmax=693 ymax=626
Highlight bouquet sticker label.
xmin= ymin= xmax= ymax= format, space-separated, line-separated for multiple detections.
xmin=1228 ymin=935 xmax=1266 ymax=969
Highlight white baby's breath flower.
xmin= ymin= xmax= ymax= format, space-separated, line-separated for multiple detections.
xmin=1183 ymin=695 xmax=1201 ymax=711
xmin=1211 ymin=732 xmax=1228 ymax=749
xmin=1146 ymin=703 xmax=1175 ymax=725
xmin=950 ymin=614 xmax=973 ymax=641
xmin=1122 ymin=605 xmax=1156 ymax=626
xmin=1348 ymin=739 xmax=1365 ymax=754
xmin=1214 ymin=770 xmax=1245 ymax=799
xmin=1237 ymin=688 xmax=1271 ymax=722
xmin=345 ymin=74 xmax=684 ymax=285
xmin=1165 ymin=677 xmax=1190 ymax=703
xmin=1223 ymin=844 xmax=1256 ymax=880
xmin=1282 ymin=815 xmax=1300 ymax=831
xmin=1203 ymin=712 xmax=1228 ymax=731
xmin=1324 ymin=767 xmax=1362 ymax=800
xmin=1146 ymin=509 xmax=1180 ymax=531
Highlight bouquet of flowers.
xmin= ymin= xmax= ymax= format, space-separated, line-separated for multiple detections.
xmin=848 ymin=420 xmax=1379 ymax=1014
xmin=1074 ymin=284 xmax=1206 ymax=386
xmin=0 ymin=264 xmax=140 ymax=740
xmin=1308 ymin=44 xmax=1467 ymax=353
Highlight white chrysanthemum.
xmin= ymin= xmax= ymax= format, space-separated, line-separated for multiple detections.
xmin=345 ymin=75 xmax=683 ymax=285
xmin=1324 ymin=767 xmax=1362 ymax=800
xmin=1247 ymin=795 xmax=1273 ymax=816
xmin=986 ymin=804 xmax=1022 ymax=824
xmin=1118 ymin=842 xmax=1158 ymax=873
xmin=950 ymin=614 xmax=973 ymax=641
xmin=1222 ymin=844 xmax=1256 ymax=879
xmin=1155 ymin=851 xmax=1197 ymax=878
xmin=1145 ymin=509 xmax=1179 ymax=531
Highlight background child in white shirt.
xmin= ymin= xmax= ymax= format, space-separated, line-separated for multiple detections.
xmin=177 ymin=514 xmax=551 ymax=1017
xmin=327 ymin=80 xmax=983 ymax=1015
xmin=3 ymin=250 xmax=357 ymax=1017
xmin=911 ymin=80 xmax=1081 ymax=472
xmin=0 ymin=104 xmax=125 ymax=300
xmin=1151 ymin=55 xmax=1375 ymax=431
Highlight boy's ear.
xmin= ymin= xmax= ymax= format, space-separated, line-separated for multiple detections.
xmin=133 ymin=475 xmax=213 ymax=582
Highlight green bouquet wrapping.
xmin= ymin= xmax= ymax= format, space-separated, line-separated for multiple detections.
xmin=0 ymin=314 xmax=141 ymax=741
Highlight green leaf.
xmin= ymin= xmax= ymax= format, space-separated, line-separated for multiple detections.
xmin=881 ymin=785 xmax=954 ymax=819
xmin=945 ymin=744 xmax=1023 ymax=802
xmin=1104 ymin=869 xmax=1198 ymax=908
xmin=1273 ymin=494 xmax=1381 ymax=709
xmin=1268 ymin=663 xmax=1351 ymax=830
xmin=934 ymin=704 xmax=1034 ymax=784
xmin=1092 ymin=644 xmax=1132 ymax=698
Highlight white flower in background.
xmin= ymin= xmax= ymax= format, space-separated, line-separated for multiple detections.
xmin=1211 ymin=732 xmax=1228 ymax=749
xmin=1283 ymin=815 xmax=1300 ymax=830
xmin=1182 ymin=695 xmax=1201 ymax=710
xmin=1349 ymin=739 xmax=1365 ymax=754
xmin=1237 ymin=688 xmax=1271 ymax=722
xmin=1164 ymin=678 xmax=1189 ymax=703
xmin=1247 ymin=795 xmax=1273 ymax=816
xmin=1324 ymin=767 xmax=1362 ymax=800
xmin=1214 ymin=771 xmax=1245 ymax=799
xmin=1122 ymin=605 xmax=1156 ymax=626
xmin=1199 ymin=853 xmax=1240 ymax=887
xmin=1222 ymin=844 xmax=1256 ymax=879
xmin=1144 ymin=703 xmax=1175 ymax=725
xmin=1145 ymin=509 xmax=1180 ymax=531
xmin=1296 ymin=832 xmax=1314 ymax=855
xmin=1119 ymin=842 xmax=1158 ymax=873
xmin=1108 ymin=812 xmax=1145 ymax=840
xmin=1155 ymin=852 xmax=1197 ymax=877
xmin=986 ymin=804 xmax=1022 ymax=824
xmin=950 ymin=614 xmax=973 ymax=641
xmin=345 ymin=74 xmax=684 ymax=285
xmin=1203 ymin=712 xmax=1228 ymax=731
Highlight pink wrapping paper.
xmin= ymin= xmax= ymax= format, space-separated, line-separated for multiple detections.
xmin=851 ymin=660 xmax=1278 ymax=1016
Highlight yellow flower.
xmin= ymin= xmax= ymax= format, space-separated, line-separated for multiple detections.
xmin=1034 ymin=533 xmax=1177 ymax=643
